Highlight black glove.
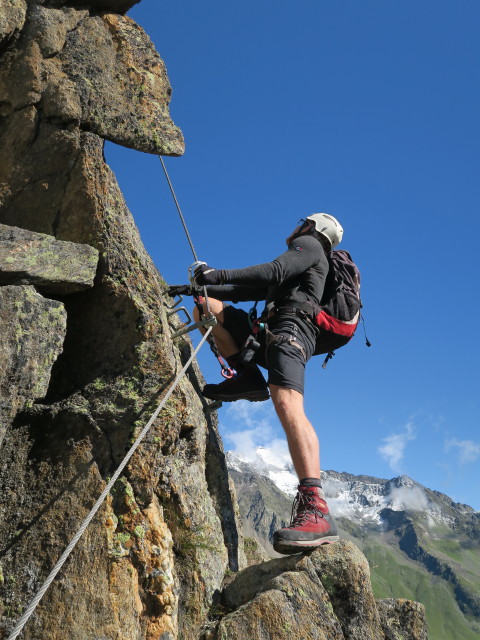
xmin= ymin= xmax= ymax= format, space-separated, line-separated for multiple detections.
xmin=193 ymin=263 xmax=220 ymax=286
xmin=167 ymin=284 xmax=192 ymax=297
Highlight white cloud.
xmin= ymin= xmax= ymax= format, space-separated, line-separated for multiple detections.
xmin=389 ymin=486 xmax=428 ymax=511
xmin=222 ymin=400 xmax=280 ymax=463
xmin=378 ymin=421 xmax=415 ymax=472
xmin=225 ymin=400 xmax=274 ymax=430
xmin=259 ymin=439 xmax=292 ymax=469
xmin=445 ymin=438 xmax=480 ymax=465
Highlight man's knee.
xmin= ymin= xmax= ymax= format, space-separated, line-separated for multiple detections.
xmin=193 ymin=297 xmax=224 ymax=322
xmin=270 ymin=384 xmax=304 ymax=417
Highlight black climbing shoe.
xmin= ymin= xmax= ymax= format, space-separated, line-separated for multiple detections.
xmin=202 ymin=365 xmax=269 ymax=402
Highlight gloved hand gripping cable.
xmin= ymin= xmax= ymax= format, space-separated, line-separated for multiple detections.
xmin=189 ymin=262 xmax=236 ymax=380
xmin=158 ymin=157 xmax=235 ymax=379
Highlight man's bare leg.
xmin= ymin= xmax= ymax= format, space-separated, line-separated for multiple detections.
xmin=269 ymin=385 xmax=320 ymax=479
xmin=193 ymin=297 xmax=239 ymax=358
xmin=270 ymin=384 xmax=338 ymax=554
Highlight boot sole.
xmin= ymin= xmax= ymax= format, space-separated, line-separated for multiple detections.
xmin=273 ymin=536 xmax=340 ymax=554
xmin=202 ymin=390 xmax=270 ymax=402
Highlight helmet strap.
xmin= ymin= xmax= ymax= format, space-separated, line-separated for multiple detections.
xmin=289 ymin=219 xmax=315 ymax=244
xmin=316 ymin=232 xmax=332 ymax=252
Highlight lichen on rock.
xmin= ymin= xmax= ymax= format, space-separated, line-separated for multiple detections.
xmin=377 ymin=599 xmax=428 ymax=640
xmin=213 ymin=541 xmax=429 ymax=640
xmin=0 ymin=284 xmax=66 ymax=444
xmin=216 ymin=552 xmax=345 ymax=640
xmin=0 ymin=3 xmax=236 ymax=639
xmin=104 ymin=483 xmax=179 ymax=639
xmin=0 ymin=223 xmax=99 ymax=293
xmin=308 ymin=539 xmax=383 ymax=639
xmin=0 ymin=0 xmax=27 ymax=48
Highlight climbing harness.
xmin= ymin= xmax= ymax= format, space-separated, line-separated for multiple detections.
xmin=6 ymin=327 xmax=214 ymax=640
xmin=239 ymin=301 xmax=265 ymax=365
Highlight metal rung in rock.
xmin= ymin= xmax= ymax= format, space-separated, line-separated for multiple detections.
xmin=171 ymin=315 xmax=217 ymax=339
xmin=168 ymin=306 xmax=191 ymax=325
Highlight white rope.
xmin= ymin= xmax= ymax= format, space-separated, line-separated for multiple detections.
xmin=7 ymin=326 xmax=213 ymax=640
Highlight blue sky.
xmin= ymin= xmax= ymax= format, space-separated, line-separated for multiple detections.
xmin=106 ymin=0 xmax=480 ymax=509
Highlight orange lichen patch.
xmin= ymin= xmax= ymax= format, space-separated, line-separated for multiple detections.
xmin=142 ymin=498 xmax=177 ymax=640
xmin=105 ymin=557 xmax=143 ymax=639
xmin=108 ymin=481 xmax=178 ymax=637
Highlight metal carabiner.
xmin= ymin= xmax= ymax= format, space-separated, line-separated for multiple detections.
xmin=188 ymin=261 xmax=207 ymax=286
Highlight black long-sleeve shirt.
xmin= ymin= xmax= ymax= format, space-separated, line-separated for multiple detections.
xmin=206 ymin=234 xmax=329 ymax=314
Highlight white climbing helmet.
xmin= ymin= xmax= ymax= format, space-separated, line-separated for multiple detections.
xmin=306 ymin=213 xmax=343 ymax=248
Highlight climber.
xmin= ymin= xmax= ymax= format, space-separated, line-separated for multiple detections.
xmin=168 ymin=213 xmax=344 ymax=554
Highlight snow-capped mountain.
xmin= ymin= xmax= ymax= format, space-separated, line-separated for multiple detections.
xmin=226 ymin=449 xmax=472 ymax=528
xmin=226 ymin=448 xmax=298 ymax=497
xmin=226 ymin=447 xmax=480 ymax=640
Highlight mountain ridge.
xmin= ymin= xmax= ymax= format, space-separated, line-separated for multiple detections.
xmin=227 ymin=447 xmax=480 ymax=640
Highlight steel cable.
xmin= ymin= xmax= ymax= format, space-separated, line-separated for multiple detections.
xmin=7 ymin=327 xmax=213 ymax=640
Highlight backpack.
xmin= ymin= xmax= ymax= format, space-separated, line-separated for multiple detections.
xmin=313 ymin=250 xmax=362 ymax=357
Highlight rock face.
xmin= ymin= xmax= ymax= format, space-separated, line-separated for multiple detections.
xmin=34 ymin=0 xmax=141 ymax=13
xmin=0 ymin=4 xmax=184 ymax=237
xmin=213 ymin=542 xmax=428 ymax=640
xmin=0 ymin=285 xmax=67 ymax=444
xmin=0 ymin=3 xmax=240 ymax=640
xmin=377 ymin=600 xmax=429 ymax=640
xmin=0 ymin=0 xmax=27 ymax=46
xmin=0 ymin=3 xmax=428 ymax=640
xmin=0 ymin=223 xmax=99 ymax=292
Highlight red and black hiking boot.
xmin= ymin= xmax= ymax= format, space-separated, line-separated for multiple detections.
xmin=273 ymin=484 xmax=339 ymax=554
xmin=202 ymin=364 xmax=269 ymax=402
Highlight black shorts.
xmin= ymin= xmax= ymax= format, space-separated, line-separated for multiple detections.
xmin=222 ymin=305 xmax=317 ymax=395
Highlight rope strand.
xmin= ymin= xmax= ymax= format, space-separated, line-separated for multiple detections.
xmin=7 ymin=327 xmax=213 ymax=640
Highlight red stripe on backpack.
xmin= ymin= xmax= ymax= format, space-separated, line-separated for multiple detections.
xmin=313 ymin=249 xmax=362 ymax=356
xmin=315 ymin=309 xmax=360 ymax=337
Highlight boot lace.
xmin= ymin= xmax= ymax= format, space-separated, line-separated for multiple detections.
xmin=288 ymin=490 xmax=325 ymax=528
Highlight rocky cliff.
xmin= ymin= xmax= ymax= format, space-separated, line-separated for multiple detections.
xmin=0 ymin=2 xmax=428 ymax=639
xmin=0 ymin=2 xmax=243 ymax=638
xmin=212 ymin=541 xmax=428 ymax=640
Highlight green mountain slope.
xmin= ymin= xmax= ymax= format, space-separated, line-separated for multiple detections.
xmin=361 ymin=535 xmax=480 ymax=640
xmin=228 ymin=460 xmax=480 ymax=640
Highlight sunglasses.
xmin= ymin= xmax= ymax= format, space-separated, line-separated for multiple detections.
xmin=297 ymin=218 xmax=314 ymax=228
